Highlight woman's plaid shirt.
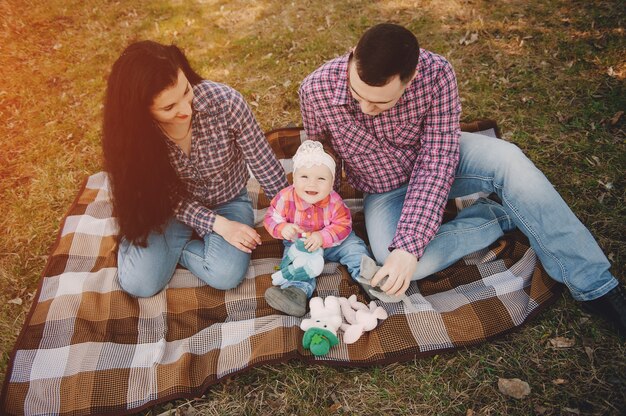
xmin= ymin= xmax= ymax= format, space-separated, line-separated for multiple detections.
xmin=298 ymin=50 xmax=462 ymax=258
xmin=165 ymin=81 xmax=288 ymax=237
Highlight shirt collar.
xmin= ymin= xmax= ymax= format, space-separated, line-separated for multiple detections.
xmin=331 ymin=53 xmax=351 ymax=106
xmin=191 ymin=83 xmax=221 ymax=116
xmin=293 ymin=188 xmax=331 ymax=210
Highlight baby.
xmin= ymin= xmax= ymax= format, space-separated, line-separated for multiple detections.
xmin=263 ymin=140 xmax=370 ymax=316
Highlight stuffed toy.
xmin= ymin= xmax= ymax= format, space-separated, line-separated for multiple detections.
xmin=271 ymin=237 xmax=325 ymax=286
xmin=338 ymin=295 xmax=388 ymax=344
xmin=356 ymin=255 xmax=419 ymax=313
xmin=300 ymin=296 xmax=342 ymax=356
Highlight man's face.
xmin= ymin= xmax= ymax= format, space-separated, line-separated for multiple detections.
xmin=348 ymin=59 xmax=410 ymax=116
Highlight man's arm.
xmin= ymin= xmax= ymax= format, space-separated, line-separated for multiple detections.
xmin=372 ymin=61 xmax=462 ymax=296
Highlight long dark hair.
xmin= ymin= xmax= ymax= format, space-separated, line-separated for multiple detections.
xmin=102 ymin=41 xmax=203 ymax=246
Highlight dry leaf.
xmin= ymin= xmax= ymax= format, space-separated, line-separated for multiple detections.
xmin=534 ymin=404 xmax=549 ymax=414
xmin=328 ymin=403 xmax=342 ymax=412
xmin=584 ymin=346 xmax=594 ymax=361
xmin=459 ymin=31 xmax=479 ymax=46
xmin=610 ymin=111 xmax=623 ymax=125
xmin=8 ymin=297 xmax=23 ymax=305
xmin=549 ymin=337 xmax=575 ymax=348
xmin=466 ymin=410 xmax=475 ymax=416
xmin=563 ymin=408 xmax=580 ymax=415
xmin=497 ymin=377 xmax=531 ymax=399
xmin=552 ymin=378 xmax=567 ymax=385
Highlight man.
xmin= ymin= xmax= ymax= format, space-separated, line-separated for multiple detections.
xmin=298 ymin=23 xmax=625 ymax=336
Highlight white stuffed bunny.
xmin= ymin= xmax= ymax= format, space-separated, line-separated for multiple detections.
xmin=300 ymin=296 xmax=343 ymax=356
xmin=338 ymin=295 xmax=388 ymax=344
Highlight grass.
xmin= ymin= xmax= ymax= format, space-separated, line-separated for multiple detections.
xmin=1 ymin=0 xmax=624 ymax=414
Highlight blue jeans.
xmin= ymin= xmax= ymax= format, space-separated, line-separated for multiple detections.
xmin=364 ymin=132 xmax=618 ymax=301
xmin=278 ymin=231 xmax=371 ymax=297
xmin=117 ymin=188 xmax=254 ymax=297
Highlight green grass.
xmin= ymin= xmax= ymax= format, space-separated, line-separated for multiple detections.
xmin=1 ymin=0 xmax=624 ymax=414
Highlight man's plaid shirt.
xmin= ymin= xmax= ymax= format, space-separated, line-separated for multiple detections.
xmin=298 ymin=50 xmax=461 ymax=259
xmin=165 ymin=81 xmax=288 ymax=237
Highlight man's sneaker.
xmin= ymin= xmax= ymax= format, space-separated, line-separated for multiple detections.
xmin=583 ymin=284 xmax=626 ymax=338
xmin=265 ymin=286 xmax=307 ymax=317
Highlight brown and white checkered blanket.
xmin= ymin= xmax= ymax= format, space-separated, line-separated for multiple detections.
xmin=1 ymin=123 xmax=561 ymax=416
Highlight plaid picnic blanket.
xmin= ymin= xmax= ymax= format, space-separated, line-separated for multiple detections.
xmin=1 ymin=122 xmax=561 ymax=416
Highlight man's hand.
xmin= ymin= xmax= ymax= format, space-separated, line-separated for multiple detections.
xmin=280 ymin=223 xmax=303 ymax=241
xmin=213 ymin=215 xmax=261 ymax=253
xmin=370 ymin=249 xmax=417 ymax=296
xmin=304 ymin=232 xmax=323 ymax=252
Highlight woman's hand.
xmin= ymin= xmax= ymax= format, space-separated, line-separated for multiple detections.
xmin=280 ymin=223 xmax=303 ymax=241
xmin=304 ymin=232 xmax=323 ymax=252
xmin=213 ymin=215 xmax=261 ymax=253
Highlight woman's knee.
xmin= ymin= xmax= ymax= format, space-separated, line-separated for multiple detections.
xmin=196 ymin=255 xmax=250 ymax=290
xmin=118 ymin=268 xmax=169 ymax=297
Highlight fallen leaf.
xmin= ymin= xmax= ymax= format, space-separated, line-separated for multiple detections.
xmin=584 ymin=346 xmax=594 ymax=361
xmin=498 ymin=377 xmax=531 ymax=399
xmin=552 ymin=378 xmax=567 ymax=385
xmin=598 ymin=180 xmax=614 ymax=190
xmin=610 ymin=111 xmax=624 ymax=125
xmin=549 ymin=337 xmax=575 ymax=348
xmin=466 ymin=410 xmax=475 ymax=416
xmin=8 ymin=297 xmax=23 ymax=305
xmin=563 ymin=407 xmax=580 ymax=415
xmin=459 ymin=31 xmax=479 ymax=46
xmin=607 ymin=67 xmax=616 ymax=77
xmin=534 ymin=404 xmax=549 ymax=414
xmin=328 ymin=403 xmax=342 ymax=412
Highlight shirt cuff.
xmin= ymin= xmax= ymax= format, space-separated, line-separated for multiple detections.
xmin=389 ymin=233 xmax=426 ymax=259
xmin=273 ymin=222 xmax=288 ymax=239
xmin=176 ymin=200 xmax=216 ymax=238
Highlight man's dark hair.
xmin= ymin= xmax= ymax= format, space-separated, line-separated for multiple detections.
xmin=353 ymin=23 xmax=419 ymax=86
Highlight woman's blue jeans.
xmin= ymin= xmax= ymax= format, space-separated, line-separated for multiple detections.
xmin=364 ymin=132 xmax=617 ymax=301
xmin=117 ymin=188 xmax=254 ymax=297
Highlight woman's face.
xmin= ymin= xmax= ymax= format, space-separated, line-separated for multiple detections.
xmin=150 ymin=69 xmax=194 ymax=127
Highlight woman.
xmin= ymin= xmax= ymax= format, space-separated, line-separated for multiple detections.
xmin=102 ymin=41 xmax=288 ymax=297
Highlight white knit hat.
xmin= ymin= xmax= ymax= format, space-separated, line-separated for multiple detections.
xmin=292 ymin=140 xmax=336 ymax=178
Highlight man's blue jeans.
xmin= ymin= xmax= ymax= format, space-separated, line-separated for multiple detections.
xmin=117 ymin=188 xmax=254 ymax=297
xmin=364 ymin=132 xmax=618 ymax=301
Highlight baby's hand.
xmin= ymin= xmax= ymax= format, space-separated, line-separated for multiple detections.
xmin=280 ymin=223 xmax=303 ymax=241
xmin=304 ymin=232 xmax=323 ymax=252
